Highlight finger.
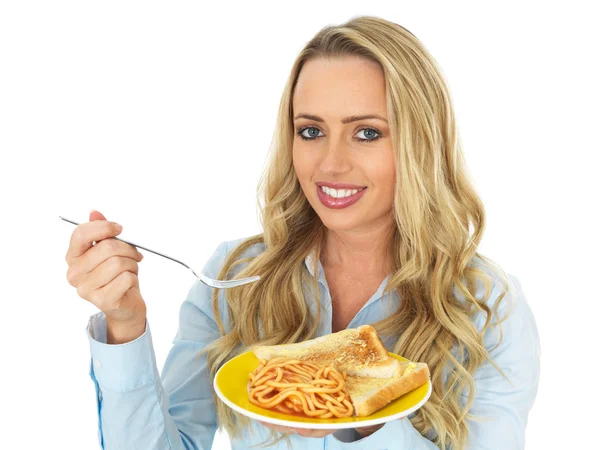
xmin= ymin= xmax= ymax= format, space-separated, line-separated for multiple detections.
xmin=258 ymin=420 xmax=335 ymax=438
xmin=258 ymin=421 xmax=287 ymax=432
xmin=89 ymin=209 xmax=107 ymax=221
xmin=87 ymin=270 xmax=140 ymax=311
xmin=355 ymin=422 xmax=386 ymax=437
xmin=67 ymin=238 xmax=143 ymax=286
xmin=257 ymin=421 xmax=296 ymax=435
xmin=66 ymin=220 xmax=124 ymax=263
xmin=291 ymin=428 xmax=333 ymax=438
xmin=75 ymin=256 xmax=140 ymax=298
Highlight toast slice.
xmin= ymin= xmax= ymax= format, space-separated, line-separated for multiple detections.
xmin=252 ymin=325 xmax=404 ymax=378
xmin=345 ymin=362 xmax=430 ymax=416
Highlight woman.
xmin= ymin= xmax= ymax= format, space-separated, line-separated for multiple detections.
xmin=64 ymin=15 xmax=540 ymax=450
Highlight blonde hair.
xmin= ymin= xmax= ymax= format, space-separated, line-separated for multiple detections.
xmin=200 ymin=15 xmax=512 ymax=450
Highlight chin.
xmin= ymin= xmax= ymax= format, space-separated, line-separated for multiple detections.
xmin=317 ymin=213 xmax=365 ymax=233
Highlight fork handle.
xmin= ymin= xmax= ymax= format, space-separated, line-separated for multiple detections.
xmin=58 ymin=216 xmax=192 ymax=270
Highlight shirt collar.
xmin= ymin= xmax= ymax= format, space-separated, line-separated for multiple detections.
xmin=304 ymin=249 xmax=327 ymax=287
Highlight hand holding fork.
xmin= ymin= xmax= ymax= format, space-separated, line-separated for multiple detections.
xmin=62 ymin=210 xmax=259 ymax=344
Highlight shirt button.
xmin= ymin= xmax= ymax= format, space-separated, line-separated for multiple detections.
xmin=94 ymin=359 xmax=102 ymax=370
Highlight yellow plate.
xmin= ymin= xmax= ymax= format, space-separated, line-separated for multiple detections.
xmin=213 ymin=350 xmax=432 ymax=430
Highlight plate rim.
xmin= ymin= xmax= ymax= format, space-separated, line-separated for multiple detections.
xmin=213 ymin=350 xmax=432 ymax=430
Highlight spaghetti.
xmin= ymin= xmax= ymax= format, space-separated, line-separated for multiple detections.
xmin=248 ymin=356 xmax=354 ymax=418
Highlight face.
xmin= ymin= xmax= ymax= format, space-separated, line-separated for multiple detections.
xmin=292 ymin=56 xmax=396 ymax=234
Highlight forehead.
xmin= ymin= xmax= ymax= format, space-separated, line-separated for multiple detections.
xmin=292 ymin=56 xmax=387 ymax=118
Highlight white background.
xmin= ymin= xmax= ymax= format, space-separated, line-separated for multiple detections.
xmin=1 ymin=1 xmax=598 ymax=449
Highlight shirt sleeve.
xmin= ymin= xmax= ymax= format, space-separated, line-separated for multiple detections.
xmin=459 ymin=274 xmax=541 ymax=449
xmin=87 ymin=241 xmax=230 ymax=450
xmin=329 ymin=274 xmax=541 ymax=450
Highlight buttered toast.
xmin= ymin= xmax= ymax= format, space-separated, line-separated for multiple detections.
xmin=253 ymin=325 xmax=404 ymax=378
xmin=345 ymin=362 xmax=429 ymax=416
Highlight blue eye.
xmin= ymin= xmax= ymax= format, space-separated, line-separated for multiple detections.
xmin=356 ymin=128 xmax=380 ymax=141
xmin=297 ymin=127 xmax=324 ymax=140
xmin=295 ymin=126 xmax=382 ymax=143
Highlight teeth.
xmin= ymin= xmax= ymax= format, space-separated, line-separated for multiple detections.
xmin=320 ymin=186 xmax=363 ymax=198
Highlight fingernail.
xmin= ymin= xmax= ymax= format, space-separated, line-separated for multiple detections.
xmin=114 ymin=223 xmax=123 ymax=232
xmin=138 ymin=252 xmax=144 ymax=260
xmin=90 ymin=209 xmax=97 ymax=214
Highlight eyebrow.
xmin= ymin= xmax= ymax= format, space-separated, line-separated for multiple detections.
xmin=293 ymin=113 xmax=388 ymax=124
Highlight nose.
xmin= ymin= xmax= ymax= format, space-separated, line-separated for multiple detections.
xmin=319 ymin=136 xmax=352 ymax=176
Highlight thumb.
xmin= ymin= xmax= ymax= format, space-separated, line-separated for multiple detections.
xmin=89 ymin=209 xmax=107 ymax=222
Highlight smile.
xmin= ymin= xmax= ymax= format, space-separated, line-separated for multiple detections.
xmin=320 ymin=186 xmax=365 ymax=198
xmin=316 ymin=185 xmax=367 ymax=209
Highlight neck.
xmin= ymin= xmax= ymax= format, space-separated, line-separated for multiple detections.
xmin=321 ymin=219 xmax=395 ymax=275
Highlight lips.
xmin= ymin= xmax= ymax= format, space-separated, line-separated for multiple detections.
xmin=316 ymin=182 xmax=367 ymax=190
xmin=316 ymin=185 xmax=367 ymax=209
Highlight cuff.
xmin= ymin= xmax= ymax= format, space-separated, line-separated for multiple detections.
xmin=87 ymin=311 xmax=156 ymax=392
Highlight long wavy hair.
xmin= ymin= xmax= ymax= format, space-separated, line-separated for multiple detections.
xmin=200 ymin=15 xmax=512 ymax=450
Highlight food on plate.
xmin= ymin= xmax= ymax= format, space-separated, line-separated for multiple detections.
xmin=248 ymin=356 xmax=354 ymax=418
xmin=343 ymin=362 xmax=428 ymax=417
xmin=247 ymin=325 xmax=430 ymax=417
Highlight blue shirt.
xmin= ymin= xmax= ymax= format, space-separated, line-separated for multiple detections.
xmin=87 ymin=237 xmax=541 ymax=449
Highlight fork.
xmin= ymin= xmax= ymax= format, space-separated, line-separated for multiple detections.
xmin=59 ymin=216 xmax=260 ymax=289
